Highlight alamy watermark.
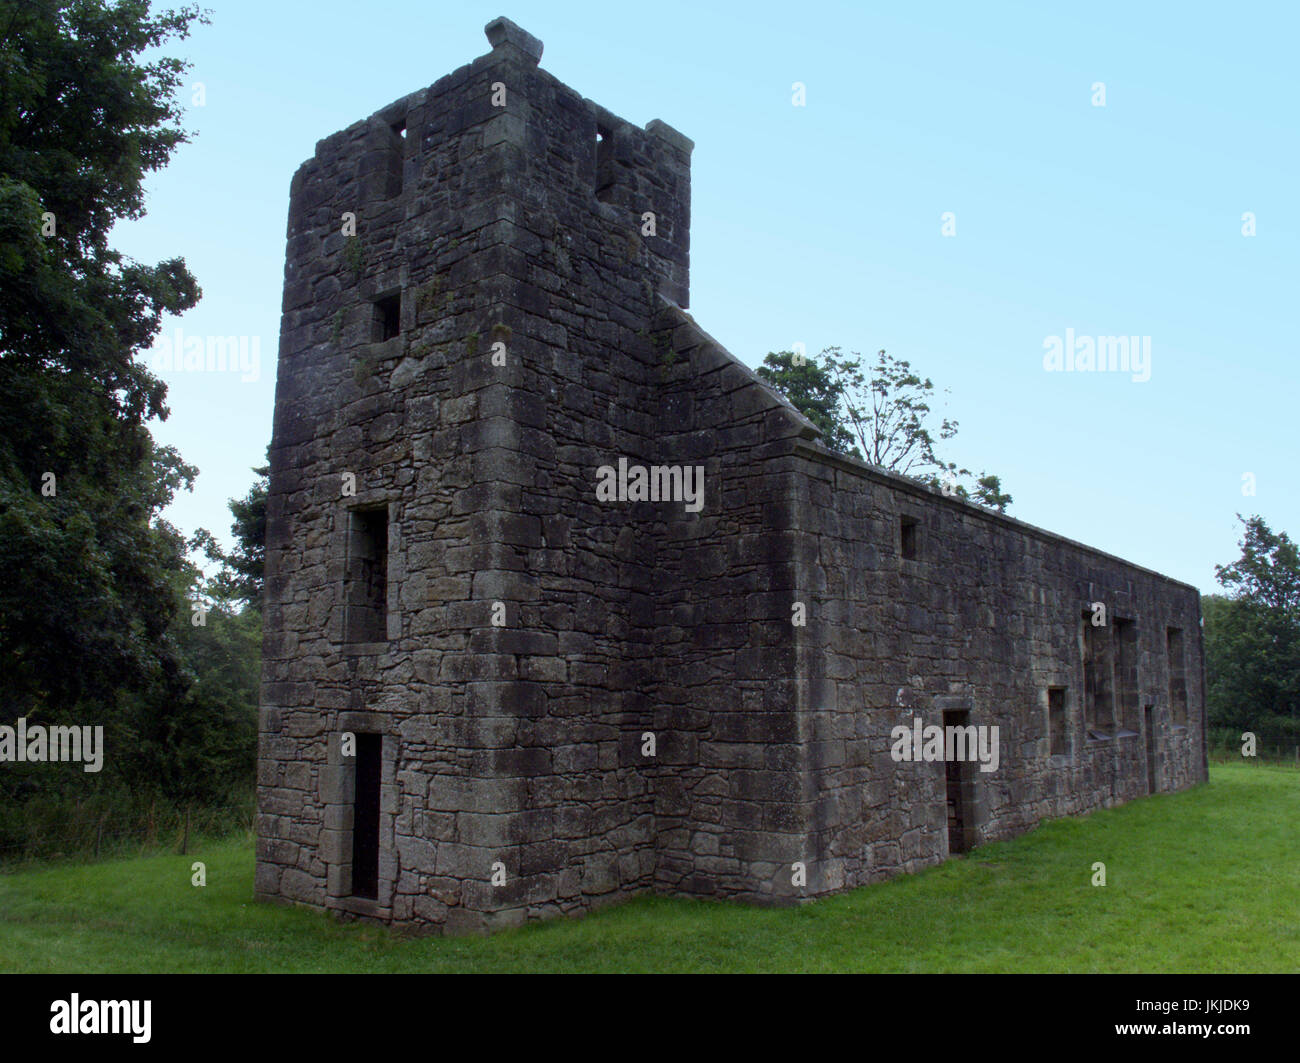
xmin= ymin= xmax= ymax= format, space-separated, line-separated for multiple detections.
xmin=50 ymin=995 xmax=150 ymax=1043
xmin=0 ymin=718 xmax=104 ymax=773
xmin=595 ymin=456 xmax=705 ymax=512
xmin=890 ymin=715 xmax=1000 ymax=773
xmin=1042 ymin=329 xmax=1150 ymax=382
xmin=149 ymin=327 xmax=261 ymax=383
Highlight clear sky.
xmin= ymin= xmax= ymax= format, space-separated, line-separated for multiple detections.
xmin=116 ymin=0 xmax=1299 ymax=592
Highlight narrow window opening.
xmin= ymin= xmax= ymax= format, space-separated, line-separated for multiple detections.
xmin=595 ymin=123 xmax=616 ymax=202
xmin=350 ymin=733 xmax=381 ymax=900
xmin=1114 ymin=617 xmax=1139 ymax=733
xmin=1167 ymin=627 xmax=1187 ymax=727
xmin=1144 ymin=705 xmax=1158 ymax=793
xmin=900 ymin=516 xmax=919 ymax=561
xmin=1048 ymin=687 xmax=1068 ymax=756
xmin=1083 ymin=610 xmax=1113 ymax=739
xmin=373 ymin=293 xmax=401 ymax=342
xmin=386 ymin=119 xmax=406 ymax=195
xmin=345 ymin=506 xmax=389 ymax=644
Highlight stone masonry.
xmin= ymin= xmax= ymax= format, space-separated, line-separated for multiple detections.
xmin=255 ymin=18 xmax=1208 ymax=933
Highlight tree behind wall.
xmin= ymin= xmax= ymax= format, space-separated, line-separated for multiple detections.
xmin=757 ymin=346 xmax=1012 ymax=512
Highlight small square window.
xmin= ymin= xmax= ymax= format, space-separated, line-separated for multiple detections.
xmin=900 ymin=516 xmax=919 ymax=561
xmin=373 ymin=293 xmax=401 ymax=341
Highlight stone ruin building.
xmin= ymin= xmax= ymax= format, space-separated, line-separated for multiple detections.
xmin=255 ymin=18 xmax=1208 ymax=933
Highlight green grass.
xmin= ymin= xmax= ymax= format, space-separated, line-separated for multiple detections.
xmin=1 ymin=761 xmax=1296 ymax=972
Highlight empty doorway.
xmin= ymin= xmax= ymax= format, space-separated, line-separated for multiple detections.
xmin=943 ymin=709 xmax=973 ymax=854
xmin=1144 ymin=705 xmax=1158 ymax=794
xmin=351 ymin=733 xmax=381 ymax=899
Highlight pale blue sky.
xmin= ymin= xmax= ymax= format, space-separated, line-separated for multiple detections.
xmin=117 ymin=0 xmax=1299 ymax=592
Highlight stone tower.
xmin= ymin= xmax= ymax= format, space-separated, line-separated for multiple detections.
xmin=256 ymin=18 xmax=1207 ymax=933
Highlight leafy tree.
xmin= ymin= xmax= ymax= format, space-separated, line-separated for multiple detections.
xmin=0 ymin=0 xmax=206 ymax=715
xmin=822 ymin=348 xmax=956 ymax=475
xmin=756 ymin=352 xmax=856 ymax=454
xmin=757 ymin=346 xmax=1011 ymax=511
xmin=1202 ymin=593 xmax=1254 ymax=731
xmin=153 ymin=564 xmax=260 ymax=805
xmin=1204 ymin=515 xmax=1300 ymax=731
xmin=195 ymin=458 xmax=268 ymax=610
xmin=972 ymin=473 xmax=1013 ymax=514
xmin=1214 ymin=514 xmax=1300 ymax=617
xmin=0 ymin=0 xmax=213 ymax=815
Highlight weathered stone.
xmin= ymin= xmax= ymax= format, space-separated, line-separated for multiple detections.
xmin=256 ymin=20 xmax=1207 ymax=934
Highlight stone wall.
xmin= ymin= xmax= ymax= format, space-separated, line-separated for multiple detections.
xmin=645 ymin=304 xmax=1207 ymax=903
xmin=786 ymin=440 xmax=1206 ymax=893
xmin=256 ymin=18 xmax=1207 ymax=933
xmin=258 ymin=17 xmax=696 ymax=932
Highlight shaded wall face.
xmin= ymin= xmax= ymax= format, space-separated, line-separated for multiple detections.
xmin=644 ymin=308 xmax=811 ymax=904
xmin=258 ymin=53 xmax=537 ymax=926
xmin=790 ymin=450 xmax=1207 ymax=892
xmin=258 ymin=40 xmax=704 ymax=930
xmin=455 ymin=58 xmax=697 ymax=923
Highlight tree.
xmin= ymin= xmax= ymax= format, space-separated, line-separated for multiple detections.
xmin=1214 ymin=514 xmax=1300 ymax=617
xmin=757 ymin=346 xmax=1011 ymax=511
xmin=972 ymin=473 xmax=1013 ymax=514
xmin=822 ymin=348 xmax=956 ymax=475
xmin=1204 ymin=515 xmax=1300 ymax=730
xmin=756 ymin=352 xmax=856 ymax=455
xmin=0 ymin=1 xmax=207 ymax=761
xmin=153 ymin=557 xmax=260 ymax=805
xmin=195 ymin=459 xmax=268 ymax=610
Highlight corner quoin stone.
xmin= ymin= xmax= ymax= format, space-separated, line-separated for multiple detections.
xmin=484 ymin=15 xmax=543 ymax=63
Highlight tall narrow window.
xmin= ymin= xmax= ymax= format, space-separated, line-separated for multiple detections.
xmin=595 ymin=123 xmax=615 ymax=202
xmin=1114 ymin=618 xmax=1138 ymax=733
xmin=1167 ymin=627 xmax=1188 ymax=726
xmin=900 ymin=515 xmax=919 ymax=561
xmin=1083 ymin=611 xmax=1113 ymax=738
xmin=1144 ymin=705 xmax=1158 ymax=793
xmin=345 ymin=506 xmax=389 ymax=644
xmin=351 ymin=733 xmax=381 ymax=900
xmin=1048 ymin=687 xmax=1068 ymax=756
xmin=388 ymin=119 xmax=406 ymax=195
xmin=362 ymin=116 xmax=407 ymax=200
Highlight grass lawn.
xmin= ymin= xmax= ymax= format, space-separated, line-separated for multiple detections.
xmin=1 ymin=760 xmax=1295 ymax=973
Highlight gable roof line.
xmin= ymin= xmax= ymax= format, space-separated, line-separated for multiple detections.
xmin=655 ymin=297 xmax=1200 ymax=596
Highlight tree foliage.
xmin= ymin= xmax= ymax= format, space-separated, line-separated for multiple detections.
xmin=755 ymin=351 xmax=855 ymax=454
xmin=1204 ymin=515 xmax=1300 ymax=734
xmin=194 ymin=458 xmax=268 ymax=611
xmin=1 ymin=0 xmax=207 ymax=712
xmin=0 ymin=3 xmax=259 ymax=829
xmin=758 ymin=346 xmax=1011 ymax=512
